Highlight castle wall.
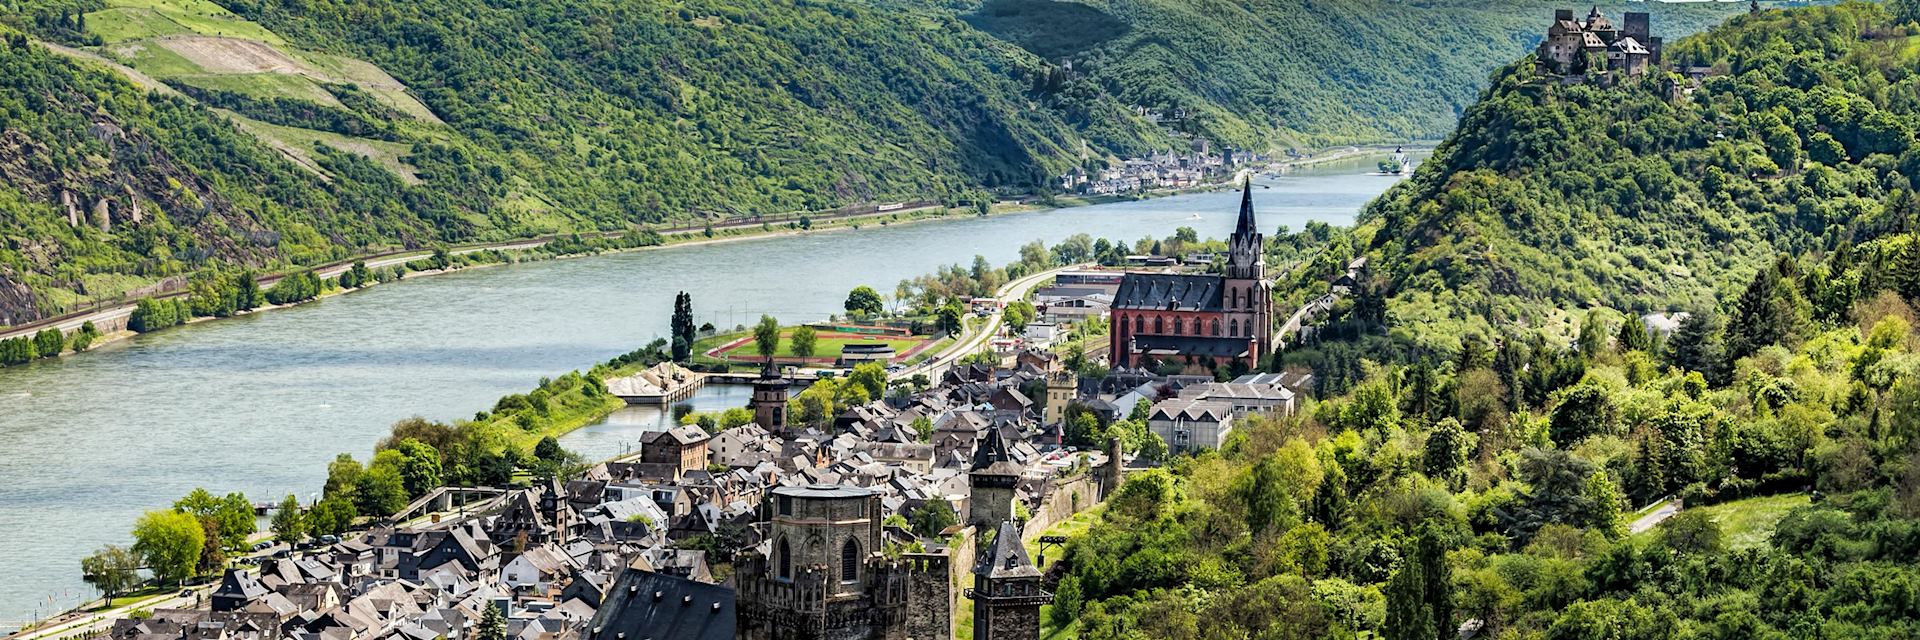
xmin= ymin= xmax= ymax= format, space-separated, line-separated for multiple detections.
xmin=902 ymin=553 xmax=952 ymax=640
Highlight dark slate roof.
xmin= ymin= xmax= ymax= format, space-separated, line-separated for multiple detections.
xmin=772 ymin=484 xmax=873 ymax=499
xmin=587 ymin=569 xmax=734 ymax=640
xmin=974 ymin=521 xmax=1042 ymax=579
xmin=1134 ymin=335 xmax=1251 ymax=358
xmin=1112 ymin=273 xmax=1225 ymax=311
xmin=970 ymin=427 xmax=1023 ymax=476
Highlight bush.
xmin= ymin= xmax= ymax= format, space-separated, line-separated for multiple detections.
xmin=33 ymin=328 xmax=63 ymax=358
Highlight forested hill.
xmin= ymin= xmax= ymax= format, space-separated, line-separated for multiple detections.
xmin=958 ymin=0 xmax=1741 ymax=147
xmin=1359 ymin=1 xmax=1920 ymax=355
xmin=1050 ymin=6 xmax=1920 ymax=640
xmin=0 ymin=0 xmax=1739 ymax=327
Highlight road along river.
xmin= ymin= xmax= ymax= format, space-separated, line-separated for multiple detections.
xmin=0 ymin=154 xmax=1408 ymax=629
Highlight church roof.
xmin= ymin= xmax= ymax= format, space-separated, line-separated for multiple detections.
xmin=1112 ymin=273 xmax=1224 ymax=311
xmin=975 ymin=521 xmax=1042 ymax=579
xmin=1133 ymin=335 xmax=1251 ymax=358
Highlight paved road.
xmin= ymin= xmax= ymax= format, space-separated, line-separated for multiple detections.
xmin=897 ymin=264 xmax=1083 ymax=382
xmin=1629 ymin=499 xmax=1682 ymax=534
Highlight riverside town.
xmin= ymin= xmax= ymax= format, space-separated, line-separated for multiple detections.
xmin=6 ymin=1 xmax=1920 ymax=640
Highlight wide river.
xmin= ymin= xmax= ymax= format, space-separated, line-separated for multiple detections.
xmin=0 ymin=155 xmax=1407 ymax=628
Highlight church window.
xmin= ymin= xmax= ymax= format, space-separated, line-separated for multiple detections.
xmin=840 ymin=539 xmax=861 ymax=582
xmin=1230 ymin=319 xmax=1239 ymax=337
xmin=1154 ymin=317 xmax=1163 ymax=333
xmin=1133 ymin=315 xmax=1143 ymax=333
xmin=777 ymin=538 xmax=793 ymax=581
xmin=1174 ymin=318 xmax=1184 ymax=334
xmin=1211 ymin=319 xmax=1220 ymax=336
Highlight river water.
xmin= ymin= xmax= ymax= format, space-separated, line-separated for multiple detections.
xmin=0 ymin=155 xmax=1407 ymax=628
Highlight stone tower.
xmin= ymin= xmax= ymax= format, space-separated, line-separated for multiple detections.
xmin=735 ymin=484 xmax=945 ymax=639
xmin=969 ymin=428 xmax=1022 ymax=531
xmin=751 ymin=359 xmax=790 ymax=437
xmin=968 ymin=520 xmax=1051 ymax=640
xmin=1223 ymin=180 xmax=1273 ymax=362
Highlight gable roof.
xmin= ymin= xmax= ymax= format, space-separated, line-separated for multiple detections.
xmin=1112 ymin=273 xmax=1225 ymax=312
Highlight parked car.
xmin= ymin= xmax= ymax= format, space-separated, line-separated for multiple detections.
xmin=178 ymin=589 xmax=193 ymax=598
xmin=319 ymin=535 xmax=340 ymax=544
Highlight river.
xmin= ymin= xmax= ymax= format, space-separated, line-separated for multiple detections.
xmin=0 ymin=154 xmax=1408 ymax=628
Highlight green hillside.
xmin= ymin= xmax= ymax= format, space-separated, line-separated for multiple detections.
xmin=1359 ymin=1 xmax=1920 ymax=355
xmin=0 ymin=0 xmax=1743 ymax=327
xmin=1052 ymin=4 xmax=1920 ymax=640
xmin=961 ymin=0 xmax=1742 ymax=147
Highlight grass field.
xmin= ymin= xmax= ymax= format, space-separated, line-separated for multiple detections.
xmin=1633 ymin=493 xmax=1810 ymax=550
xmin=1031 ymin=505 xmax=1104 ymax=639
xmin=87 ymin=0 xmax=286 ymax=44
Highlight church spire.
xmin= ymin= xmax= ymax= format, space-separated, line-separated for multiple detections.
xmin=1233 ymin=177 xmax=1257 ymax=243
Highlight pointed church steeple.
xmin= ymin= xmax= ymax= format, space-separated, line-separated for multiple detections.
xmin=1233 ymin=178 xmax=1258 ymax=242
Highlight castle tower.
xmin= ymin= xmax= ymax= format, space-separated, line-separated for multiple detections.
xmin=751 ymin=359 xmax=791 ymax=437
xmin=1223 ymin=180 xmax=1274 ymax=362
xmin=968 ymin=520 xmax=1051 ymax=640
xmin=736 ymin=484 xmax=916 ymax=640
xmin=969 ymin=428 xmax=1022 ymax=531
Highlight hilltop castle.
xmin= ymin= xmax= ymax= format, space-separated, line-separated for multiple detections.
xmin=1537 ymin=7 xmax=1660 ymax=77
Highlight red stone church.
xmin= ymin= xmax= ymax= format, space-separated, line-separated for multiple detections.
xmin=1109 ymin=182 xmax=1273 ymax=370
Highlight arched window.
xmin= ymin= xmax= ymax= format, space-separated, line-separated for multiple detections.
xmin=1231 ymin=288 xmax=1240 ymax=309
xmin=776 ymin=538 xmax=793 ymax=581
xmin=1154 ymin=317 xmax=1163 ymax=333
xmin=1174 ymin=318 xmax=1184 ymax=335
xmin=1230 ymin=319 xmax=1239 ymax=337
xmin=840 ymin=539 xmax=860 ymax=582
xmin=1133 ymin=315 xmax=1144 ymax=333
xmin=1211 ymin=319 xmax=1221 ymax=336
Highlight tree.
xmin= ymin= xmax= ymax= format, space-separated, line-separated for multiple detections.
xmin=670 ymin=291 xmax=695 ymax=362
xmin=1384 ymin=531 xmax=1452 ymax=640
xmin=355 ymin=461 xmax=409 ymax=517
xmin=70 ymin=321 xmax=100 ymax=352
xmin=132 ymin=509 xmax=204 ymax=585
xmin=1656 ymin=509 xmax=1724 ymax=556
xmin=1576 ymin=310 xmax=1609 ymax=359
xmin=1584 ymin=471 xmax=1626 ymax=539
xmin=848 ymin=362 xmax=887 ymax=400
xmin=308 ymin=495 xmax=357 ymax=535
xmin=1549 ymin=382 xmax=1618 ymax=445
xmin=911 ymin=415 xmax=934 ymax=442
xmin=790 ymin=325 xmax=817 ymax=358
xmin=235 ymin=272 xmax=260 ymax=310
xmin=1665 ymin=312 xmax=1725 ymax=383
xmin=270 ymin=494 xmax=305 ymax=544
xmin=910 ymin=499 xmax=958 ymax=538
xmin=392 ymin=438 xmax=444 ymax=497
xmin=478 ymin=601 xmax=507 ymax=640
xmin=325 ymin=454 xmax=365 ymax=499
xmin=754 ymin=314 xmax=781 ymax=359
xmin=937 ymin=301 xmax=964 ymax=335
xmin=1616 ymin=315 xmax=1652 ymax=353
xmin=1005 ymin=300 xmax=1036 ymax=333
xmin=174 ymin=488 xmax=254 ymax=550
xmin=1423 ymin=418 xmax=1473 ymax=490
xmin=845 ymin=286 xmax=885 ymax=316
xmin=33 ymin=327 xmax=63 ymax=358
xmin=80 ymin=545 xmax=142 ymax=604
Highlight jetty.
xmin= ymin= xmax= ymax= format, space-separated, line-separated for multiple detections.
xmin=604 ymin=361 xmax=704 ymax=404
